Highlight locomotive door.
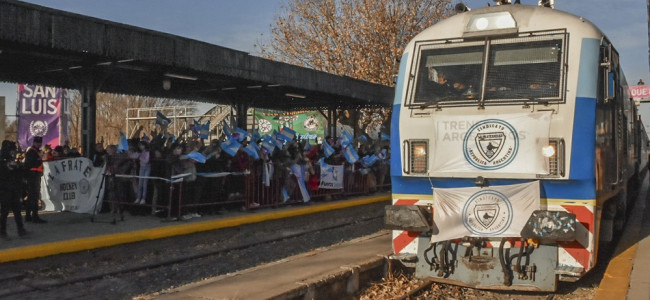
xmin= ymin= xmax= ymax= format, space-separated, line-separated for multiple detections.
xmin=596 ymin=42 xmax=621 ymax=192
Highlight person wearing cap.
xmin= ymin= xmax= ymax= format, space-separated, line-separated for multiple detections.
xmin=24 ymin=136 xmax=47 ymax=223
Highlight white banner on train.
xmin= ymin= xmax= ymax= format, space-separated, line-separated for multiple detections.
xmin=41 ymin=157 xmax=106 ymax=213
xmin=431 ymin=112 xmax=551 ymax=174
xmin=431 ymin=181 xmax=540 ymax=243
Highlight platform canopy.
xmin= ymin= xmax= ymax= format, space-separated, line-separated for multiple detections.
xmin=0 ymin=0 xmax=393 ymax=111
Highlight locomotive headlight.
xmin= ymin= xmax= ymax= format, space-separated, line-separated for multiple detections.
xmin=410 ymin=140 xmax=428 ymax=174
xmin=466 ymin=12 xmax=517 ymax=33
xmin=414 ymin=144 xmax=427 ymax=157
xmin=542 ymin=145 xmax=556 ymax=158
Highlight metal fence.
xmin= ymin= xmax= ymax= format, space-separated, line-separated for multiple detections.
xmin=104 ymin=156 xmax=390 ymax=219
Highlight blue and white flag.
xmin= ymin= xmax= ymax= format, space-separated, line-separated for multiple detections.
xmin=323 ymin=142 xmax=335 ymax=158
xmin=261 ymin=135 xmax=275 ymax=153
xmin=251 ymin=131 xmax=261 ymax=142
xmin=341 ymin=131 xmax=354 ymax=144
xmin=117 ymin=132 xmax=129 ymax=153
xmin=221 ymin=120 xmax=232 ymax=137
xmin=191 ymin=119 xmax=200 ymax=134
xmin=277 ymin=126 xmax=296 ymax=142
xmin=380 ymin=132 xmax=390 ymax=141
xmin=244 ymin=142 xmax=260 ymax=160
xmin=156 ymin=111 xmax=171 ymax=126
xmin=199 ymin=121 xmax=210 ymax=139
xmin=185 ymin=151 xmax=207 ymax=163
xmin=343 ymin=145 xmax=359 ymax=164
xmin=361 ymin=154 xmax=379 ymax=168
xmin=220 ymin=137 xmax=241 ymax=157
xmin=271 ymin=134 xmax=283 ymax=149
xmin=358 ymin=135 xmax=368 ymax=142
xmin=233 ymin=127 xmax=248 ymax=142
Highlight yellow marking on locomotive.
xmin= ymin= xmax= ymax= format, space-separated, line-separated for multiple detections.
xmin=393 ymin=194 xmax=596 ymax=207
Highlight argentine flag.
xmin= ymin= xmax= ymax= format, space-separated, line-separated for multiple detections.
xmin=244 ymin=142 xmax=260 ymax=160
xmin=343 ymin=145 xmax=359 ymax=164
xmin=233 ymin=127 xmax=248 ymax=142
xmin=341 ymin=131 xmax=354 ymax=144
xmin=277 ymin=126 xmax=296 ymax=142
xmin=323 ymin=142 xmax=335 ymax=158
xmin=261 ymin=137 xmax=275 ymax=154
xmin=156 ymin=111 xmax=172 ymax=126
xmin=199 ymin=121 xmax=210 ymax=139
xmin=221 ymin=120 xmax=232 ymax=136
xmin=185 ymin=151 xmax=207 ymax=163
xmin=221 ymin=137 xmax=241 ymax=157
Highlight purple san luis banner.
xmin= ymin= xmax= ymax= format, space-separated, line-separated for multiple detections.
xmin=17 ymin=84 xmax=65 ymax=149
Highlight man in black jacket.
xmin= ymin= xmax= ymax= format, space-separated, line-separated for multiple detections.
xmin=24 ymin=136 xmax=46 ymax=223
xmin=0 ymin=140 xmax=26 ymax=238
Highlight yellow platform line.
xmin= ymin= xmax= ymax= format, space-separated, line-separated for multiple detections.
xmin=594 ymin=243 xmax=638 ymax=300
xmin=0 ymin=195 xmax=390 ymax=263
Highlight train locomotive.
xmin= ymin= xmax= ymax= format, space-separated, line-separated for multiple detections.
xmin=385 ymin=3 xmax=650 ymax=291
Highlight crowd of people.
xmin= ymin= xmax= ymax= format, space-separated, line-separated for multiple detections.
xmin=100 ymin=123 xmax=390 ymax=220
xmin=0 ymin=121 xmax=391 ymax=233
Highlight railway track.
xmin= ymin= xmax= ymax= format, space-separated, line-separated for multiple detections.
xmin=0 ymin=202 xmax=385 ymax=299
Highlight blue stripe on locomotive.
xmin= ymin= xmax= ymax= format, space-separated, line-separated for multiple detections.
xmin=390 ymin=39 xmax=601 ymax=201
xmin=390 ymin=52 xmax=408 ymax=177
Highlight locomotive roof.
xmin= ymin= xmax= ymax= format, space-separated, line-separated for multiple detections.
xmin=410 ymin=4 xmax=604 ymax=45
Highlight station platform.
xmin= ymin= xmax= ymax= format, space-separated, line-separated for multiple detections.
xmin=594 ymin=175 xmax=650 ymax=300
xmin=0 ymin=194 xmax=390 ymax=263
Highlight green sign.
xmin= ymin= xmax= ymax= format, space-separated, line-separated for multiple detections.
xmin=254 ymin=110 xmax=326 ymax=144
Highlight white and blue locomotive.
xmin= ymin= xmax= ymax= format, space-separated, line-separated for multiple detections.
xmin=386 ymin=3 xmax=649 ymax=291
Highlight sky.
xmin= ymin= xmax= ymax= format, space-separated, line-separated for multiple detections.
xmin=1 ymin=0 xmax=649 ymax=115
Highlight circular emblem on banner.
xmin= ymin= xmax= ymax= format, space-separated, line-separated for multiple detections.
xmin=462 ymin=190 xmax=513 ymax=236
xmin=79 ymin=179 xmax=90 ymax=195
xmin=303 ymin=115 xmax=320 ymax=131
xmin=463 ymin=119 xmax=518 ymax=170
xmin=29 ymin=120 xmax=49 ymax=137
xmin=258 ymin=119 xmax=272 ymax=133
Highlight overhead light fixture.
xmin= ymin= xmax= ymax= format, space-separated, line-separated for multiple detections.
xmin=162 ymin=79 xmax=171 ymax=91
xmin=164 ymin=73 xmax=198 ymax=81
xmin=247 ymin=85 xmax=263 ymax=89
xmin=222 ymin=87 xmax=237 ymax=91
xmin=117 ymin=58 xmax=135 ymax=63
xmin=285 ymin=93 xmax=306 ymax=99
xmin=466 ymin=12 xmax=517 ymax=32
xmin=267 ymin=84 xmax=281 ymax=87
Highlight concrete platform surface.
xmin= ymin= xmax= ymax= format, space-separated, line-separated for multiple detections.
xmin=0 ymin=194 xmax=390 ymax=263
xmin=154 ymin=232 xmax=392 ymax=300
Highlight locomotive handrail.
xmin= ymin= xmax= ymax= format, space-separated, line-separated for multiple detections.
xmin=403 ymin=140 xmax=410 ymax=174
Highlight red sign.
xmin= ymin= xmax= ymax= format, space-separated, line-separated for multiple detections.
xmin=629 ymin=85 xmax=650 ymax=100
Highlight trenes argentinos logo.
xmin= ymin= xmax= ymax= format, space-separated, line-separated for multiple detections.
xmin=463 ymin=119 xmax=518 ymax=170
xmin=462 ymin=189 xmax=513 ymax=236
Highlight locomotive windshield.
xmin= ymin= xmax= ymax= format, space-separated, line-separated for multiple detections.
xmin=409 ymin=32 xmax=565 ymax=107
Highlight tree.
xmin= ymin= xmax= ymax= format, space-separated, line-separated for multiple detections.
xmin=257 ymin=0 xmax=453 ymax=138
xmin=66 ymin=91 xmax=188 ymax=147
xmin=258 ymin=0 xmax=454 ymax=86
